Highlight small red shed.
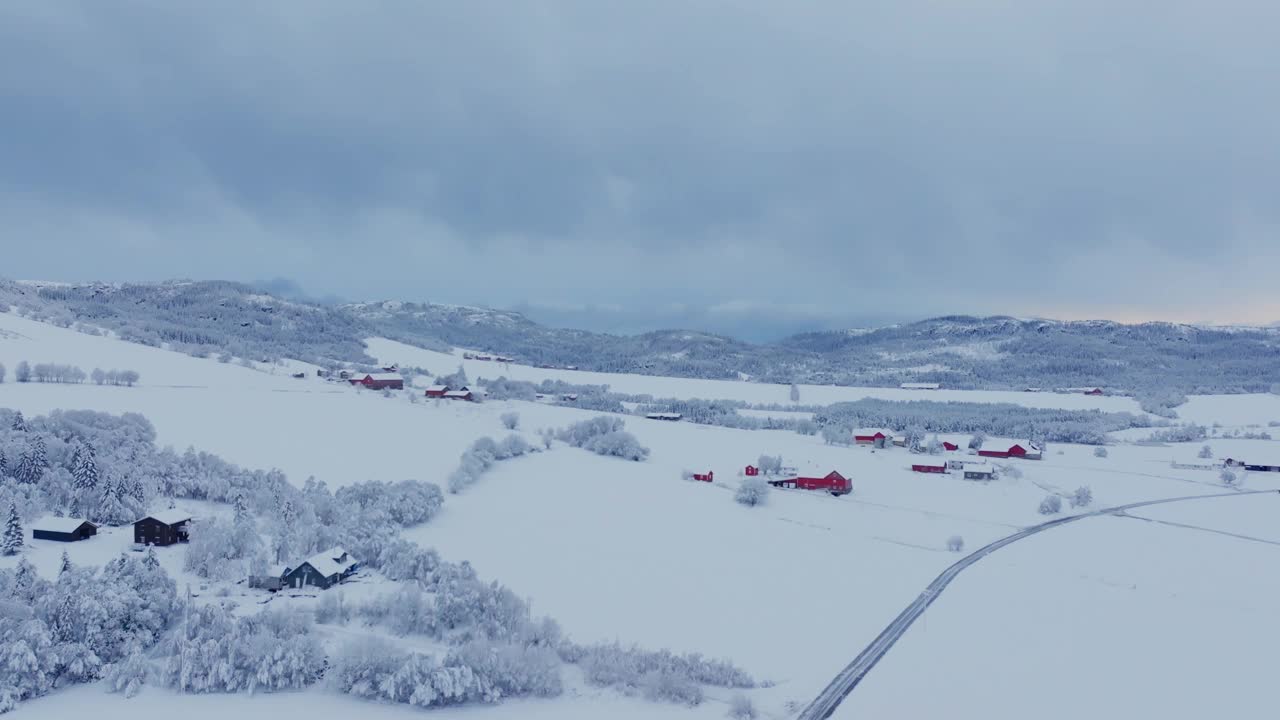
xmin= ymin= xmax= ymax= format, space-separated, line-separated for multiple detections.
xmin=425 ymin=384 xmax=449 ymax=398
xmin=854 ymin=431 xmax=888 ymax=445
xmin=978 ymin=449 xmax=1010 ymax=459
xmin=692 ymin=471 xmax=714 ymax=482
xmin=942 ymin=441 xmax=959 ymax=452
xmin=744 ymin=465 xmax=759 ymax=477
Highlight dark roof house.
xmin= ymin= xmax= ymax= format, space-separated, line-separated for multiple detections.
xmin=32 ymin=517 xmax=98 ymax=542
xmin=282 ymin=547 xmax=359 ymax=590
xmin=134 ymin=510 xmax=192 ymax=546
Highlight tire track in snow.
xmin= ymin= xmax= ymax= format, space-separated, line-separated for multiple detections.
xmin=796 ymin=489 xmax=1280 ymax=720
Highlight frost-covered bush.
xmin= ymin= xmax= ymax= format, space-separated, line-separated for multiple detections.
xmin=795 ymin=419 xmax=818 ymax=436
xmin=946 ymin=535 xmax=965 ymax=552
xmin=729 ymin=693 xmax=758 ymax=718
xmin=500 ymin=412 xmax=520 ymax=430
xmin=335 ymin=479 xmax=444 ymax=527
xmin=183 ymin=516 xmax=263 ymax=580
xmin=1070 ymin=486 xmax=1093 ymax=508
xmin=1220 ymin=468 xmax=1238 ymax=487
xmin=1198 ymin=444 xmax=1214 ymax=459
xmin=1038 ymin=495 xmax=1063 ymax=515
xmin=734 ymin=476 xmax=770 ymax=507
xmin=103 ymin=650 xmax=151 ymax=698
xmin=569 ymin=642 xmax=754 ymax=703
xmin=556 ymin=416 xmax=624 ymax=445
xmin=447 ymin=639 xmax=564 ymax=699
xmin=448 ymin=435 xmax=538 ymax=493
xmin=968 ymin=432 xmax=985 ymax=450
xmin=581 ymin=431 xmax=649 ymax=461
xmin=1093 ymin=446 xmax=1108 ymax=458
xmin=1144 ymin=424 xmax=1208 ymax=443
xmin=159 ymin=606 xmax=325 ymax=693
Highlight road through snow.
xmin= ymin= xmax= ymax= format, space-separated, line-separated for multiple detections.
xmin=797 ymin=489 xmax=1278 ymax=720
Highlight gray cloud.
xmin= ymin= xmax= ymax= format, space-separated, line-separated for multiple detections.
xmin=2 ymin=1 xmax=1278 ymax=334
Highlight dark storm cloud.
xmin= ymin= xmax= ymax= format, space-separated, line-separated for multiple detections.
xmin=2 ymin=1 xmax=1278 ymax=332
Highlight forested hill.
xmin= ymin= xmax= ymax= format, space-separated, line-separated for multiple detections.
xmin=3 ymin=279 xmax=1278 ymax=395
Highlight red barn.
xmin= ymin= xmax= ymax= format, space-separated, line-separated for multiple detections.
xmin=978 ymin=449 xmax=1009 ymax=459
xmin=744 ymin=465 xmax=759 ymax=476
xmin=854 ymin=430 xmax=891 ymax=446
xmin=768 ymin=471 xmax=851 ymax=496
xmin=1084 ymin=388 xmax=1103 ymax=396
xmin=354 ymin=373 xmax=404 ymax=390
xmin=942 ymin=441 xmax=959 ymax=452
xmin=911 ymin=463 xmax=948 ymax=474
xmin=692 ymin=471 xmax=714 ymax=482
xmin=444 ymin=387 xmax=475 ymax=401
xmin=425 ymin=384 xmax=449 ymax=398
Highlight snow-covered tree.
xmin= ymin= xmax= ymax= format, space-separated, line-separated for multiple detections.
xmin=11 ymin=410 xmax=26 ymax=431
xmin=71 ymin=442 xmax=99 ymax=492
xmin=15 ymin=361 xmax=30 ymax=383
xmin=1220 ymin=468 xmax=1238 ymax=487
xmin=1070 ymin=486 xmax=1093 ymax=508
xmin=755 ymin=455 xmax=783 ymax=475
xmin=500 ymin=412 xmax=520 ymax=430
xmin=789 ymin=383 xmax=800 ymax=403
xmin=91 ymin=368 xmax=106 ymax=385
xmin=903 ymin=425 xmax=926 ymax=452
xmin=58 ymin=550 xmax=72 ymax=575
xmin=926 ymin=434 xmax=943 ymax=455
xmin=1038 ymin=495 xmax=1063 ymax=515
xmin=946 ymin=535 xmax=965 ymax=552
xmin=734 ymin=476 xmax=770 ymax=507
xmin=0 ymin=449 xmax=7 ymax=479
xmin=2 ymin=503 xmax=23 ymax=555
xmin=1093 ymin=446 xmax=1108 ymax=458
xmin=0 ymin=362 xmax=5 ymax=383
xmin=968 ymin=432 xmax=985 ymax=450
xmin=795 ymin=419 xmax=818 ymax=436
xmin=1198 ymin=445 xmax=1214 ymax=459
xmin=729 ymin=693 xmax=758 ymax=719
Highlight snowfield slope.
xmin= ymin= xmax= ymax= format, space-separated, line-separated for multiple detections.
xmin=3 ymin=310 xmax=1280 ymax=719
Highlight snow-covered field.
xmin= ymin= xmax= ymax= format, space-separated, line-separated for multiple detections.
xmin=3 ymin=310 xmax=1280 ymax=719
xmin=365 ymin=337 xmax=1153 ymax=414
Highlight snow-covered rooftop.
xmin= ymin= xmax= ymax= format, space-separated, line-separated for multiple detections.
xmin=142 ymin=510 xmax=191 ymax=526
xmin=31 ymin=517 xmax=94 ymax=533
xmin=302 ymin=546 xmax=358 ymax=578
xmin=367 ymin=372 xmax=402 ymax=382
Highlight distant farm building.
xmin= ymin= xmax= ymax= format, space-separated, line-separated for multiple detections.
xmin=443 ymin=387 xmax=475 ymax=401
xmin=134 ymin=511 xmax=191 ymax=546
xmin=978 ymin=443 xmax=1042 ymax=460
xmin=349 ymin=372 xmax=404 ymax=390
xmin=1225 ymin=453 xmax=1280 ymax=472
xmin=32 ymin=518 xmax=97 ymax=542
xmin=1083 ymin=388 xmax=1104 ymax=396
xmin=768 ymin=470 xmax=851 ymax=496
xmin=282 ymin=547 xmax=359 ymax=590
xmin=559 ymin=393 xmax=579 ymax=402
xmin=425 ymin=384 xmax=449 ymax=398
xmin=853 ymin=430 xmax=893 ymax=447
xmin=645 ymin=412 xmax=683 ymax=421
xmin=911 ymin=463 xmax=948 ymax=474
xmin=942 ymin=441 xmax=959 ymax=451
xmin=692 ymin=471 xmax=714 ymax=482
xmin=964 ymin=468 xmax=997 ymax=481
xmin=900 ymin=382 xmax=941 ymax=390
xmin=744 ymin=465 xmax=759 ymax=476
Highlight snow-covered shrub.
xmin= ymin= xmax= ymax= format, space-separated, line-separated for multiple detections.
xmin=734 ymin=476 xmax=770 ymax=507
xmin=795 ymin=419 xmax=818 ymax=436
xmin=335 ymin=479 xmax=444 ymax=527
xmin=183 ymin=516 xmax=263 ymax=580
xmin=449 ymin=435 xmax=538 ymax=493
xmin=330 ymin=640 xmax=482 ymax=708
xmin=729 ymin=693 xmax=758 ymax=719
xmin=641 ymin=669 xmax=704 ymax=705
xmin=1070 ymin=486 xmax=1093 ymax=508
xmin=1198 ymin=444 xmax=1213 ymax=459
xmin=1038 ymin=495 xmax=1063 ymax=515
xmin=946 ymin=535 xmax=965 ymax=552
xmin=1144 ymin=424 xmax=1208 ymax=443
xmin=1093 ymin=446 xmax=1108 ymax=458
xmin=556 ymin=416 xmax=623 ymax=445
xmin=1220 ymin=468 xmax=1238 ymax=487
xmin=500 ymin=412 xmax=520 ymax=430
xmin=569 ymin=642 xmax=754 ymax=702
xmin=581 ymin=431 xmax=649 ymax=461
xmin=159 ymin=606 xmax=325 ymax=694
xmin=968 ymin=432 xmax=985 ymax=450
xmin=820 ymin=424 xmax=850 ymax=446
xmin=447 ymin=639 xmax=564 ymax=699
xmin=103 ymin=650 xmax=151 ymax=698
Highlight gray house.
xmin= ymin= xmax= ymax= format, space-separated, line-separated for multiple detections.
xmin=281 ymin=547 xmax=358 ymax=590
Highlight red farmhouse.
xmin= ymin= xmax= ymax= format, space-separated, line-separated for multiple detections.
xmin=768 ymin=471 xmax=851 ymax=496
xmin=854 ymin=431 xmax=889 ymax=445
xmin=424 ymin=384 xmax=449 ymax=398
xmin=350 ymin=373 xmax=404 ymax=390
xmin=911 ymin=463 xmax=948 ymax=474
xmin=692 ymin=471 xmax=714 ymax=482
xmin=744 ymin=465 xmax=759 ymax=476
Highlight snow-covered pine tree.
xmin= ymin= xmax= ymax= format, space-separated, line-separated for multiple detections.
xmin=0 ymin=449 xmax=6 ymax=479
xmin=59 ymin=550 xmax=72 ymax=575
xmin=3 ymin=502 xmax=24 ymax=555
xmin=72 ymin=442 xmax=99 ymax=491
xmin=11 ymin=410 xmax=26 ymax=431
xmin=97 ymin=477 xmax=131 ymax=526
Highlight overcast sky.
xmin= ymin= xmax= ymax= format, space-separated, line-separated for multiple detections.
xmin=2 ymin=1 xmax=1278 ymax=339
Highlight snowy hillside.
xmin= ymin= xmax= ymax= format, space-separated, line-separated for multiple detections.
xmin=3 ymin=311 xmax=1280 ymax=719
